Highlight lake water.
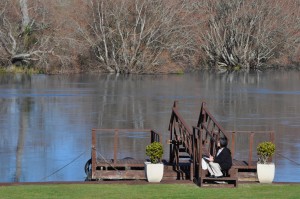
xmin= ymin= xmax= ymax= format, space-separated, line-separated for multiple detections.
xmin=0 ymin=70 xmax=299 ymax=183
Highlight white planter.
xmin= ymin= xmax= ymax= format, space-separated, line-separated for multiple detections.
xmin=257 ymin=163 xmax=275 ymax=183
xmin=144 ymin=162 xmax=164 ymax=182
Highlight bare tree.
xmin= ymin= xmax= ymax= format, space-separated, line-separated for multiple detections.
xmin=19 ymin=0 xmax=30 ymax=30
xmin=1 ymin=0 xmax=298 ymax=73
xmin=199 ymin=0 xmax=299 ymax=71
xmin=276 ymin=0 xmax=300 ymax=66
xmin=79 ymin=0 xmax=195 ymax=74
xmin=0 ymin=0 xmax=54 ymax=68
xmin=0 ymin=1 xmax=16 ymax=65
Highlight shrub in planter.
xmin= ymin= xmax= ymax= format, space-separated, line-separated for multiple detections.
xmin=257 ymin=141 xmax=275 ymax=164
xmin=146 ymin=141 xmax=163 ymax=164
xmin=145 ymin=141 xmax=164 ymax=182
xmin=256 ymin=141 xmax=276 ymax=183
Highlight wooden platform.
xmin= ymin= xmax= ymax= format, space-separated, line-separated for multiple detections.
xmin=88 ymin=158 xmax=192 ymax=181
xmin=86 ymin=101 xmax=274 ymax=188
xmin=88 ymin=157 xmax=256 ymax=185
xmin=88 ymin=145 xmax=260 ymax=184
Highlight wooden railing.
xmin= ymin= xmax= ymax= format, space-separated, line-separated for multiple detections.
xmin=91 ymin=129 xmax=160 ymax=179
xmin=192 ymin=126 xmax=211 ymax=182
xmin=229 ymin=130 xmax=275 ymax=167
xmin=168 ymin=101 xmax=194 ymax=172
xmin=191 ymin=102 xmax=229 ymax=182
xmin=196 ymin=102 xmax=229 ymax=156
xmin=168 ymin=101 xmax=231 ymax=179
xmin=168 ymin=101 xmax=276 ymax=183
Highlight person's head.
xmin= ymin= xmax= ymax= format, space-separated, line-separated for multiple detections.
xmin=218 ymin=137 xmax=228 ymax=148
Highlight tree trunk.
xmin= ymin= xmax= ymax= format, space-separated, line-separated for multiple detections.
xmin=19 ymin=0 xmax=30 ymax=31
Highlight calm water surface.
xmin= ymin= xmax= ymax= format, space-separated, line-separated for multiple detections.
xmin=0 ymin=70 xmax=299 ymax=182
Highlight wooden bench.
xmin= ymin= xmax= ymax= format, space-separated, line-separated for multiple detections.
xmin=198 ymin=166 xmax=238 ymax=187
xmin=196 ymin=159 xmax=258 ymax=187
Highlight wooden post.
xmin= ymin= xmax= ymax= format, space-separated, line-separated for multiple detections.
xmin=270 ymin=131 xmax=275 ymax=162
xmin=198 ymin=128 xmax=203 ymax=184
xmin=270 ymin=131 xmax=275 ymax=143
xmin=151 ymin=130 xmax=154 ymax=143
xmin=114 ymin=129 xmax=118 ymax=166
xmin=192 ymin=127 xmax=195 ymax=181
xmin=231 ymin=132 xmax=236 ymax=158
xmin=173 ymin=100 xmax=178 ymax=109
xmin=169 ymin=121 xmax=174 ymax=164
xmin=91 ymin=129 xmax=96 ymax=179
xmin=249 ymin=132 xmax=254 ymax=167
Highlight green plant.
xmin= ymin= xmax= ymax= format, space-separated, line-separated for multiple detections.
xmin=146 ymin=141 xmax=163 ymax=164
xmin=257 ymin=141 xmax=275 ymax=164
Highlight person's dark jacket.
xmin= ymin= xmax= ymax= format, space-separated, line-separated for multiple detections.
xmin=214 ymin=147 xmax=232 ymax=170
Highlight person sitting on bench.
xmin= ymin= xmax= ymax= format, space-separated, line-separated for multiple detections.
xmin=202 ymin=137 xmax=232 ymax=178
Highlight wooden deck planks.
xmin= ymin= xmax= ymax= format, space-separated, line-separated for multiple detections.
xmin=96 ymin=159 xmax=145 ymax=168
xmin=232 ymin=159 xmax=257 ymax=169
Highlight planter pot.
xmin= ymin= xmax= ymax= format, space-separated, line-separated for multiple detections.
xmin=144 ymin=162 xmax=164 ymax=182
xmin=257 ymin=162 xmax=275 ymax=183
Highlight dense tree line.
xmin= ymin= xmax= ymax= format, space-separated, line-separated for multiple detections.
xmin=0 ymin=0 xmax=299 ymax=74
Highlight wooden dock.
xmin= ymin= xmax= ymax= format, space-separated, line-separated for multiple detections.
xmin=85 ymin=101 xmax=275 ymax=188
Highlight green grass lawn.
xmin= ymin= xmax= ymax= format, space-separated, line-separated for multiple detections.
xmin=0 ymin=183 xmax=299 ymax=199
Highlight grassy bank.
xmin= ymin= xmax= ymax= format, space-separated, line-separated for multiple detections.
xmin=0 ymin=65 xmax=44 ymax=74
xmin=0 ymin=183 xmax=299 ymax=199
